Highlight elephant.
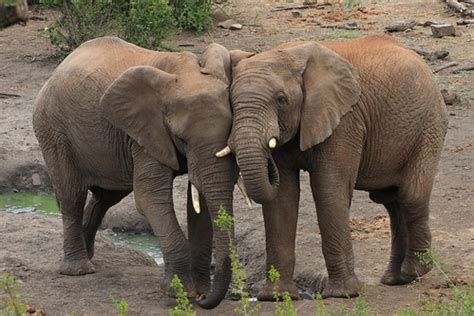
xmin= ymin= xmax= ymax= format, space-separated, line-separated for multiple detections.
xmin=33 ymin=37 xmax=251 ymax=309
xmin=217 ymin=35 xmax=448 ymax=300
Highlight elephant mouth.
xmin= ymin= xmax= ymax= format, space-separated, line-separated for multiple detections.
xmin=267 ymin=155 xmax=280 ymax=191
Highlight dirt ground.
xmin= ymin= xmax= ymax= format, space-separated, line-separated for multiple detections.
xmin=0 ymin=1 xmax=473 ymax=315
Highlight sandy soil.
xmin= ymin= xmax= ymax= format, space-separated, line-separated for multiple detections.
xmin=0 ymin=1 xmax=473 ymax=315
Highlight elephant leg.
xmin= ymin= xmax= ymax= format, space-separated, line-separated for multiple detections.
xmin=258 ymin=167 xmax=300 ymax=301
xmin=310 ymin=161 xmax=362 ymax=298
xmin=42 ymin=148 xmax=93 ymax=275
xmin=388 ymin=135 xmax=443 ymax=284
xmin=82 ymin=187 xmax=131 ymax=259
xmin=132 ymin=146 xmax=194 ymax=297
xmin=187 ymin=182 xmax=212 ymax=296
xmin=370 ymin=189 xmax=409 ymax=285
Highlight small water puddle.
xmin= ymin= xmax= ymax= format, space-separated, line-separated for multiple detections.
xmin=0 ymin=192 xmax=164 ymax=265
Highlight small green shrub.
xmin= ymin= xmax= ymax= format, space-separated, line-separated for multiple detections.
xmin=124 ymin=0 xmax=176 ymax=49
xmin=315 ymin=292 xmax=325 ymax=316
xmin=268 ymin=265 xmax=296 ymax=316
xmin=173 ymin=0 xmax=212 ymax=33
xmin=44 ymin=0 xmax=176 ymax=59
xmin=215 ymin=206 xmax=260 ymax=316
xmin=44 ymin=0 xmax=123 ymax=59
xmin=0 ymin=273 xmax=26 ymax=316
xmin=169 ymin=274 xmax=196 ymax=316
xmin=111 ymin=296 xmax=129 ymax=316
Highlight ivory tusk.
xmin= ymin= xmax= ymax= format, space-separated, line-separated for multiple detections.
xmin=237 ymin=175 xmax=253 ymax=208
xmin=269 ymin=138 xmax=277 ymax=149
xmin=215 ymin=146 xmax=231 ymax=158
xmin=191 ymin=184 xmax=201 ymax=214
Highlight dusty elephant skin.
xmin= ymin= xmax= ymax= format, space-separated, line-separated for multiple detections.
xmin=225 ymin=35 xmax=449 ymax=300
xmin=32 ymin=37 xmax=246 ymax=309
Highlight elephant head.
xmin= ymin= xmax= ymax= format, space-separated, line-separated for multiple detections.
xmin=221 ymin=42 xmax=361 ymax=203
xmin=99 ymin=43 xmax=248 ymax=308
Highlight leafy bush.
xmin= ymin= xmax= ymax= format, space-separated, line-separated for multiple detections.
xmin=43 ymin=0 xmax=217 ymax=59
xmin=123 ymin=0 xmax=175 ymax=49
xmin=45 ymin=0 xmax=124 ymax=59
xmin=172 ymin=0 xmax=212 ymax=33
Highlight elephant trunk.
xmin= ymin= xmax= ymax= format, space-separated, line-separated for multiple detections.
xmin=231 ymin=116 xmax=280 ymax=204
xmin=196 ymin=158 xmax=236 ymax=309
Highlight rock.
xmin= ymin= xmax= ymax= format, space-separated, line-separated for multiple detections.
xmin=291 ymin=10 xmax=303 ymax=18
xmin=31 ymin=173 xmax=41 ymax=186
xmin=441 ymin=89 xmax=462 ymax=106
xmin=26 ymin=304 xmax=36 ymax=313
xmin=100 ymin=195 xmax=153 ymax=233
xmin=431 ymin=24 xmax=456 ymax=38
xmin=385 ymin=20 xmax=416 ymax=32
xmin=456 ymin=19 xmax=474 ymax=25
xmin=412 ymin=48 xmax=449 ymax=61
xmin=218 ymin=19 xmax=238 ymax=29
xmin=421 ymin=21 xmax=439 ymax=27
xmin=229 ymin=23 xmax=242 ymax=30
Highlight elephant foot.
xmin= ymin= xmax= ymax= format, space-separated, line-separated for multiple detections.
xmin=257 ymin=280 xmax=300 ymax=301
xmin=400 ymin=254 xmax=432 ymax=283
xmin=321 ymin=275 xmax=362 ymax=299
xmin=60 ymin=258 xmax=95 ymax=275
xmin=381 ymin=270 xmax=406 ymax=285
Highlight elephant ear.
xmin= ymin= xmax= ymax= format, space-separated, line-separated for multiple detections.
xmin=283 ymin=42 xmax=361 ymax=151
xmin=229 ymin=49 xmax=255 ymax=67
xmin=199 ymin=43 xmax=232 ymax=84
xmin=199 ymin=43 xmax=255 ymax=84
xmin=100 ymin=66 xmax=180 ymax=170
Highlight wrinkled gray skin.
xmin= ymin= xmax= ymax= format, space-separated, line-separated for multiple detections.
xmin=33 ymin=37 xmax=249 ymax=309
xmin=227 ymin=36 xmax=448 ymax=300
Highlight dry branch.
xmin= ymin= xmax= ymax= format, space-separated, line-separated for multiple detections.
xmin=451 ymin=64 xmax=474 ymax=73
xmin=271 ymin=4 xmax=328 ymax=12
xmin=412 ymin=48 xmax=449 ymax=61
xmin=433 ymin=62 xmax=459 ymax=73
xmin=0 ymin=92 xmax=21 ymax=98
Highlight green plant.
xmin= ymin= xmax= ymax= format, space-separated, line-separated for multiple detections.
xmin=416 ymin=249 xmax=456 ymax=290
xmin=169 ymin=274 xmax=196 ymax=316
xmin=173 ymin=0 xmax=213 ymax=33
xmin=44 ymin=0 xmax=123 ymax=59
xmin=344 ymin=0 xmax=361 ymax=10
xmin=44 ymin=0 xmax=176 ymax=59
xmin=124 ymin=0 xmax=176 ymax=49
xmin=111 ymin=296 xmax=129 ymax=316
xmin=39 ymin=0 xmax=62 ymax=8
xmin=0 ymin=273 xmax=26 ymax=316
xmin=214 ymin=206 xmax=260 ymax=316
xmin=353 ymin=288 xmax=369 ymax=316
xmin=315 ymin=292 xmax=325 ymax=316
xmin=268 ymin=265 xmax=296 ymax=316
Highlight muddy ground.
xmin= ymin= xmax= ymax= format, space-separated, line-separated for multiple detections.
xmin=1 ymin=1 xmax=473 ymax=315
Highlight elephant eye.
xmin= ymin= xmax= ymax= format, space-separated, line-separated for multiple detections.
xmin=276 ymin=93 xmax=288 ymax=106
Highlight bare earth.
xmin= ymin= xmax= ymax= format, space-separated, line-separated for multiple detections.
xmin=0 ymin=2 xmax=473 ymax=315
